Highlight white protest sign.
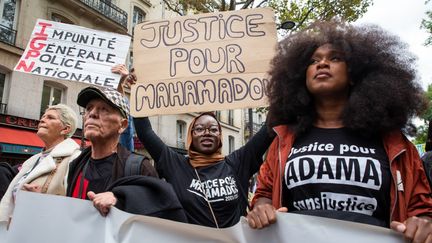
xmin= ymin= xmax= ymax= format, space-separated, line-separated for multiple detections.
xmin=14 ymin=19 xmax=131 ymax=88
xmin=2 ymin=191 xmax=404 ymax=243
xmin=131 ymin=8 xmax=277 ymax=116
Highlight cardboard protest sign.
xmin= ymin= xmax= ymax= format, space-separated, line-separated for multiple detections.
xmin=14 ymin=19 xmax=131 ymax=89
xmin=132 ymin=8 xmax=277 ymax=116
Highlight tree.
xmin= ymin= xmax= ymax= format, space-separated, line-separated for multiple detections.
xmin=415 ymin=1 xmax=432 ymax=144
xmin=413 ymin=84 xmax=432 ymax=144
xmin=422 ymin=0 xmax=432 ymax=46
xmin=413 ymin=124 xmax=428 ymax=145
xmin=162 ymin=0 xmax=373 ymax=24
xmin=422 ymin=84 xmax=432 ymax=122
xmin=269 ymin=0 xmax=372 ymax=33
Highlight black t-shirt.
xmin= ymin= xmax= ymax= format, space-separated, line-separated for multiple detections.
xmin=85 ymin=153 xmax=117 ymax=195
xmin=70 ymin=153 xmax=117 ymax=199
xmin=282 ymin=127 xmax=391 ymax=227
xmin=68 ymin=146 xmax=158 ymax=200
xmin=162 ymin=158 xmax=241 ymax=228
xmin=134 ymin=117 xmax=274 ymax=228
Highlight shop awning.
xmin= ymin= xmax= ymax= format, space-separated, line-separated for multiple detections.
xmin=0 ymin=127 xmax=44 ymax=147
xmin=0 ymin=127 xmax=86 ymax=148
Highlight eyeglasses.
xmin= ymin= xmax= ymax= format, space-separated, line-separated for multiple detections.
xmin=192 ymin=126 xmax=220 ymax=136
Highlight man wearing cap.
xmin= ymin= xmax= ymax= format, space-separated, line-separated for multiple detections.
xmin=66 ymin=86 xmax=158 ymax=216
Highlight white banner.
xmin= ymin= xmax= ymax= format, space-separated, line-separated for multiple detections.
xmin=14 ymin=19 xmax=131 ymax=89
xmin=1 ymin=191 xmax=403 ymax=243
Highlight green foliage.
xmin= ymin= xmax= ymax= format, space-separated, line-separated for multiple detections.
xmin=179 ymin=0 xmax=224 ymax=14
xmin=421 ymin=0 xmax=432 ymax=46
xmin=413 ymin=84 xmax=432 ymax=144
xmin=162 ymin=0 xmax=373 ymax=23
xmin=255 ymin=107 xmax=268 ymax=114
xmin=270 ymin=0 xmax=372 ymax=32
xmin=419 ymin=84 xmax=432 ymax=123
xmin=413 ymin=123 xmax=428 ymax=145
xmin=163 ymin=0 xmax=242 ymax=15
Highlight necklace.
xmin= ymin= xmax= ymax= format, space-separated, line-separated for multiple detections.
xmin=194 ymin=168 xmax=219 ymax=228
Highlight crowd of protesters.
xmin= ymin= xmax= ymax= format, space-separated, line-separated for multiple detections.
xmin=1 ymin=19 xmax=432 ymax=242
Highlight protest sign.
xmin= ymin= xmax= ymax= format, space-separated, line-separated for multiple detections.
xmin=131 ymin=8 xmax=277 ymax=116
xmin=2 ymin=191 xmax=404 ymax=243
xmin=14 ymin=19 xmax=131 ymax=89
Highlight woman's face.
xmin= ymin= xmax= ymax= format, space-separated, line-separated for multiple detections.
xmin=306 ymin=44 xmax=350 ymax=98
xmin=191 ymin=115 xmax=221 ymax=155
xmin=37 ymin=109 xmax=67 ymax=144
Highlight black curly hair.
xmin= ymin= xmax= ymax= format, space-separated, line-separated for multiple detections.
xmin=266 ymin=20 xmax=426 ymax=137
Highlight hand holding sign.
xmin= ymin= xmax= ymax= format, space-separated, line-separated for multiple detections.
xmin=391 ymin=216 xmax=432 ymax=243
xmin=247 ymin=197 xmax=288 ymax=229
xmin=111 ymin=64 xmax=137 ymax=94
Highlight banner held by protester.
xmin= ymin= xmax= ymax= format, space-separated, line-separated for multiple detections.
xmin=1 ymin=192 xmax=404 ymax=243
xmin=14 ymin=19 xmax=131 ymax=89
xmin=131 ymin=8 xmax=277 ymax=116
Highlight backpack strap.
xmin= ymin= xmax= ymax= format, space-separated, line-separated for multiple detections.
xmin=124 ymin=153 xmax=144 ymax=177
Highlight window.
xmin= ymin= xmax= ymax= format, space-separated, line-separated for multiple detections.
xmin=51 ymin=13 xmax=74 ymax=24
xmin=128 ymin=51 xmax=133 ymax=70
xmin=176 ymin=120 xmax=186 ymax=149
xmin=40 ymin=84 xmax=63 ymax=117
xmin=0 ymin=73 xmax=6 ymax=114
xmin=228 ymin=136 xmax=235 ymax=153
xmin=258 ymin=114 xmax=263 ymax=124
xmin=215 ymin=111 xmax=221 ymax=121
xmin=132 ymin=6 xmax=146 ymax=34
xmin=228 ymin=110 xmax=234 ymax=125
xmin=0 ymin=0 xmax=19 ymax=28
xmin=0 ymin=73 xmax=5 ymax=102
xmin=0 ymin=0 xmax=19 ymax=45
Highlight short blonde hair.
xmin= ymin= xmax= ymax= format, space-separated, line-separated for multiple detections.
xmin=46 ymin=104 xmax=78 ymax=138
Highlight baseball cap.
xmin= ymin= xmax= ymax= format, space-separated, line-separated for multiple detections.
xmin=77 ymin=86 xmax=129 ymax=118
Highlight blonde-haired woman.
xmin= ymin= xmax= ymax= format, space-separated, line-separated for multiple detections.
xmin=0 ymin=104 xmax=81 ymax=223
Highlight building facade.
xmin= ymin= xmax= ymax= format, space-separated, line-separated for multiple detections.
xmin=0 ymin=0 xmax=245 ymax=164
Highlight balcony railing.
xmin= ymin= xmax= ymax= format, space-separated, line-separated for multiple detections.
xmin=0 ymin=103 xmax=7 ymax=114
xmin=79 ymin=0 xmax=128 ymax=28
xmin=0 ymin=24 xmax=16 ymax=46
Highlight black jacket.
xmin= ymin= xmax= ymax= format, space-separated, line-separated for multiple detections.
xmin=108 ymin=176 xmax=188 ymax=223
xmin=0 ymin=162 xmax=19 ymax=200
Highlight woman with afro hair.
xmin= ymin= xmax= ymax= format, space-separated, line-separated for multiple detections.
xmin=247 ymin=20 xmax=432 ymax=241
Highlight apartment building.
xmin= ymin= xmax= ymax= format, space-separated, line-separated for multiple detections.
xmin=0 ymin=0 xmax=245 ymax=164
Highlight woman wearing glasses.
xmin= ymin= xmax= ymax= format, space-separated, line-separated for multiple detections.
xmin=134 ymin=112 xmax=274 ymax=228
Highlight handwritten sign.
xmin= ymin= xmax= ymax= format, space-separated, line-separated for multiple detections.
xmin=14 ymin=19 xmax=131 ymax=88
xmin=131 ymin=8 xmax=277 ymax=116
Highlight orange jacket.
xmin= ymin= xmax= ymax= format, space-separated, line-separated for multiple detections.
xmin=253 ymin=125 xmax=432 ymax=223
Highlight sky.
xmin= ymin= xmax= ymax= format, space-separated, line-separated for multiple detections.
xmin=355 ymin=0 xmax=432 ymax=90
